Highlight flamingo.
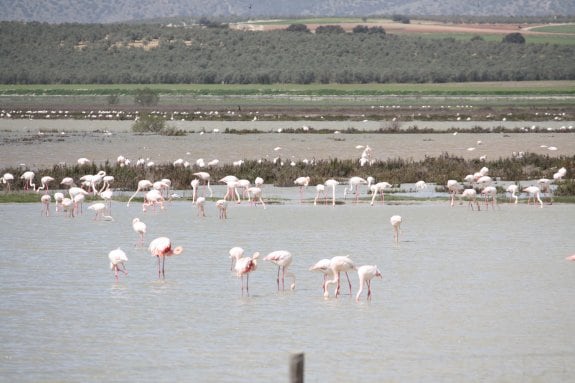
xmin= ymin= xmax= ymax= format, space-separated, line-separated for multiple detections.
xmin=566 ymin=254 xmax=575 ymax=261
xmin=309 ymin=258 xmax=333 ymax=294
xmin=264 ymin=250 xmax=296 ymax=291
xmin=143 ymin=189 xmax=165 ymax=212
xmin=54 ymin=192 xmax=64 ymax=213
xmin=325 ymin=179 xmax=339 ymax=206
xmin=36 ymin=176 xmax=54 ymax=193
xmin=196 ymin=196 xmax=206 ymax=217
xmin=246 ymin=186 xmax=265 ymax=208
xmin=314 ymin=184 xmax=327 ymax=205
xmin=127 ymin=179 xmax=153 ymax=207
xmin=193 ymin=172 xmax=213 ymax=197
xmin=1 ymin=173 xmax=14 ymax=192
xmin=229 ymin=246 xmax=245 ymax=271
xmin=148 ymin=237 xmax=183 ymax=279
xmin=220 ymin=175 xmax=241 ymax=203
xmin=61 ymin=197 xmax=74 ymax=217
xmin=344 ymin=176 xmax=367 ymax=203
xmin=481 ymin=186 xmax=498 ymax=210
xmin=447 ymin=180 xmax=462 ymax=207
xmin=234 ymin=251 xmax=260 ymax=295
xmin=237 ymin=179 xmax=251 ymax=200
xmin=370 ymin=181 xmax=392 ymax=206
xmin=390 ymin=215 xmax=402 ymax=245
xmin=506 ymin=184 xmax=519 ymax=204
xmin=553 ymin=167 xmax=567 ymax=181
xmin=190 ymin=179 xmax=200 ymax=203
xmin=108 ymin=248 xmax=128 ymax=281
xmin=254 ymin=177 xmax=264 ymax=188
xmin=73 ymin=193 xmax=86 ymax=216
xmin=20 ymin=171 xmax=35 ymax=191
xmin=356 ymin=265 xmax=382 ymax=302
xmin=99 ymin=188 xmax=113 ymax=212
xmin=460 ymin=189 xmax=480 ymax=211
xmin=523 ymin=186 xmax=543 ymax=208
xmin=415 ymin=180 xmax=427 ymax=191
xmin=294 ymin=176 xmax=310 ymax=203
xmin=216 ymin=199 xmax=228 ymax=219
xmin=537 ymin=178 xmax=553 ymax=204
xmin=132 ymin=218 xmax=147 ymax=246
xmin=40 ymin=194 xmax=51 ymax=216
xmin=60 ymin=177 xmax=76 ymax=188
xmin=324 ymin=255 xmax=356 ymax=298
xmin=88 ymin=202 xmax=113 ymax=221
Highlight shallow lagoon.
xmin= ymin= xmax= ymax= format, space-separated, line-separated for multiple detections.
xmin=1 ymin=192 xmax=574 ymax=382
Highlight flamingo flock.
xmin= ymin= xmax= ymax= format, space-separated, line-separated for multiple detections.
xmin=3 ymin=146 xmax=569 ymax=301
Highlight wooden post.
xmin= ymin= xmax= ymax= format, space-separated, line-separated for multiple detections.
xmin=290 ymin=352 xmax=304 ymax=383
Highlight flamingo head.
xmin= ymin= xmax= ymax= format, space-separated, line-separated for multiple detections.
xmin=172 ymin=246 xmax=183 ymax=255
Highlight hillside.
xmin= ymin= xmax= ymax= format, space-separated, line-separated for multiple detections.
xmin=0 ymin=0 xmax=573 ymax=24
xmin=1 ymin=22 xmax=574 ymax=85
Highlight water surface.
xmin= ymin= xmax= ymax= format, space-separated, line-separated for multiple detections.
xmin=1 ymin=196 xmax=574 ymax=382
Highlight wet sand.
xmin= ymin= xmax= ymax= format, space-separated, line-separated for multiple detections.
xmin=0 ymin=119 xmax=573 ymax=168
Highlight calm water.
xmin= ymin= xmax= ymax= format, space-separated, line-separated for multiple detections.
xmin=1 ymin=191 xmax=574 ymax=382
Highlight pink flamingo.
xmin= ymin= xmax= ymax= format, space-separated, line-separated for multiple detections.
xmin=20 ymin=171 xmax=35 ymax=191
xmin=193 ymin=172 xmax=213 ymax=197
xmin=246 ymin=186 xmax=265 ymax=208
xmin=344 ymin=176 xmax=367 ymax=203
xmin=41 ymin=194 xmax=51 ymax=216
xmin=229 ymin=246 xmax=245 ymax=271
xmin=325 ymin=179 xmax=339 ymax=206
xmin=294 ymin=176 xmax=310 ymax=203
xmin=132 ymin=218 xmax=147 ymax=246
xmin=356 ymin=265 xmax=382 ymax=301
xmin=481 ymin=186 xmax=498 ymax=210
xmin=190 ymin=179 xmax=199 ymax=203
xmin=108 ymin=248 xmax=128 ymax=281
xmin=447 ymin=180 xmax=462 ymax=207
xmin=88 ymin=202 xmax=113 ymax=221
xmin=1 ymin=173 xmax=14 ymax=192
xmin=148 ymin=237 xmax=183 ymax=279
xmin=309 ymin=258 xmax=333 ymax=294
xmin=566 ymin=254 xmax=575 ymax=261
xmin=523 ymin=186 xmax=543 ymax=208
xmin=390 ymin=215 xmax=402 ymax=245
xmin=314 ymin=184 xmax=327 ymax=205
xmin=370 ymin=181 xmax=392 ymax=205
xmin=264 ymin=250 xmax=296 ymax=291
xmin=196 ymin=196 xmax=206 ymax=217
xmin=506 ymin=184 xmax=519 ymax=204
xmin=324 ymin=255 xmax=356 ymax=298
xmin=234 ymin=251 xmax=260 ymax=295
xmin=36 ymin=176 xmax=54 ymax=193
xmin=460 ymin=189 xmax=480 ymax=211
xmin=127 ymin=179 xmax=153 ymax=207
xmin=216 ymin=199 xmax=228 ymax=219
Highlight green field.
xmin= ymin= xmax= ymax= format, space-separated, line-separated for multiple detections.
xmin=1 ymin=81 xmax=574 ymax=96
xmin=530 ymin=23 xmax=575 ymax=33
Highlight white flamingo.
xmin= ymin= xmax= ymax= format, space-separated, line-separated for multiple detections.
xmin=356 ymin=265 xmax=382 ymax=302
xmin=108 ymin=248 xmax=128 ymax=281
xmin=264 ymin=250 xmax=296 ymax=291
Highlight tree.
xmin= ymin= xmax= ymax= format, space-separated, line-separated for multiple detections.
xmin=134 ymin=88 xmax=159 ymax=106
xmin=132 ymin=114 xmax=165 ymax=133
xmin=286 ymin=24 xmax=310 ymax=33
xmin=315 ymin=25 xmax=345 ymax=34
xmin=502 ymin=32 xmax=525 ymax=44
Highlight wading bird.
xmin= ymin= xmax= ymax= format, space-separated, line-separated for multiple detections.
xmin=148 ymin=237 xmax=183 ymax=279
xmin=356 ymin=265 xmax=382 ymax=302
xmin=264 ymin=250 xmax=296 ymax=291
xmin=108 ymin=248 xmax=128 ymax=281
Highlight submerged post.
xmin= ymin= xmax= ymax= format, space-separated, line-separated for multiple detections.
xmin=290 ymin=352 xmax=304 ymax=383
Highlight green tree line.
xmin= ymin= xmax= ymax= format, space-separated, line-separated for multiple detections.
xmin=1 ymin=21 xmax=573 ymax=85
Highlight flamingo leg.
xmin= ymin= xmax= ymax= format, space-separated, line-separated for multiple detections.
xmin=367 ymin=280 xmax=372 ymax=299
xmin=345 ymin=272 xmax=352 ymax=295
xmin=276 ymin=266 xmax=281 ymax=290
